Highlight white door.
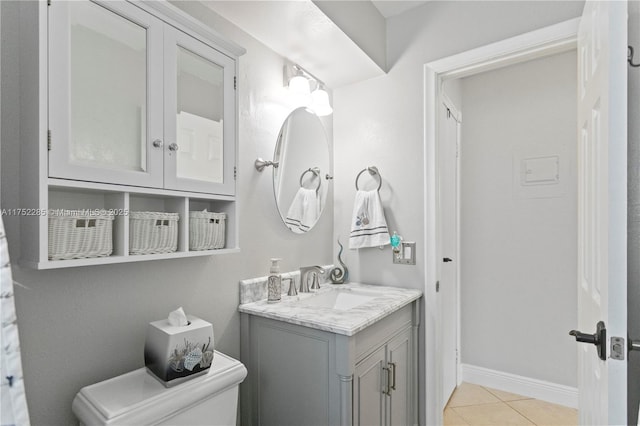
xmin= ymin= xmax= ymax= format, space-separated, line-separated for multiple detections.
xmin=439 ymin=99 xmax=460 ymax=408
xmin=574 ymin=1 xmax=627 ymax=424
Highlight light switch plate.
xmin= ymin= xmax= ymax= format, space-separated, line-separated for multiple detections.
xmin=393 ymin=241 xmax=416 ymax=265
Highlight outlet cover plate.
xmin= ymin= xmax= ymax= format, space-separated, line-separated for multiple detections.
xmin=393 ymin=241 xmax=416 ymax=265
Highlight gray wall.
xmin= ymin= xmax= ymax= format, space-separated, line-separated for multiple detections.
xmin=311 ymin=0 xmax=386 ymax=72
xmin=333 ymin=2 xmax=583 ymax=422
xmin=459 ymin=51 xmax=577 ymax=387
xmin=0 ymin=2 xmax=333 ymax=424
xmin=442 ymin=79 xmax=463 ymax=113
xmin=628 ymin=1 xmax=640 ymax=424
xmin=333 ymin=0 xmax=584 ymax=289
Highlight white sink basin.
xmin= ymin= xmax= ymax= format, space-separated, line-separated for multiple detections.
xmin=296 ymin=289 xmax=380 ymax=311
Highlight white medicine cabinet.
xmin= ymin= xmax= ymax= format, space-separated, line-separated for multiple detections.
xmin=19 ymin=0 xmax=245 ymax=269
xmin=48 ymin=0 xmax=236 ymax=195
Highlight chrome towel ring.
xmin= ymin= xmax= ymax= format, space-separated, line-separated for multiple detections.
xmin=355 ymin=166 xmax=382 ymax=191
xmin=300 ymin=167 xmax=321 ymax=193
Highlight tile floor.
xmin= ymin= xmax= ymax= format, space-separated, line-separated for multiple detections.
xmin=444 ymin=383 xmax=578 ymax=426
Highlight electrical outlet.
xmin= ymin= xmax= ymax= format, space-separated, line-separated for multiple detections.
xmin=393 ymin=241 xmax=416 ymax=265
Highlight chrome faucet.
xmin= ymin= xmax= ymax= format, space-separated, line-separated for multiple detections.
xmin=299 ymin=266 xmax=325 ymax=293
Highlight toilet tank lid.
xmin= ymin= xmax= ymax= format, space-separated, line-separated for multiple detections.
xmin=72 ymin=351 xmax=247 ymax=424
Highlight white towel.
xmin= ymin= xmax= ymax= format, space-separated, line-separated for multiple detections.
xmin=349 ymin=190 xmax=390 ymax=249
xmin=285 ymin=188 xmax=320 ymax=233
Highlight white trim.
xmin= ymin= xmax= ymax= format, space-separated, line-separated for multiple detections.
xmin=423 ymin=18 xmax=579 ymax=426
xmin=428 ymin=18 xmax=580 ymax=79
xmin=461 ymin=364 xmax=578 ymax=409
xmin=137 ymin=0 xmax=246 ymax=58
xmin=22 ymin=248 xmax=241 ymax=270
xmin=47 ymin=178 xmax=235 ymax=201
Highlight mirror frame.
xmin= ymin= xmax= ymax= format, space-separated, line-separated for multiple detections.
xmin=272 ymin=107 xmax=330 ymax=234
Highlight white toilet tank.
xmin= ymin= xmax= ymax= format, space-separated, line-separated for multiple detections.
xmin=72 ymin=351 xmax=247 ymax=425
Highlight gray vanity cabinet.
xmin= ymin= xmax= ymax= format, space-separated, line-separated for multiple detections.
xmin=240 ymin=301 xmax=419 ymax=426
xmin=354 ymin=328 xmax=413 ymax=426
xmin=388 ymin=328 xmax=413 ymax=425
xmin=353 ymin=345 xmax=387 ymax=425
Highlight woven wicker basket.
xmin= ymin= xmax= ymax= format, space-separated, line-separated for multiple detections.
xmin=189 ymin=211 xmax=226 ymax=250
xmin=129 ymin=211 xmax=179 ymax=255
xmin=48 ymin=209 xmax=115 ymax=260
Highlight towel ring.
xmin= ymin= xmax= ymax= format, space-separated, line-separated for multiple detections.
xmin=355 ymin=166 xmax=382 ymax=191
xmin=300 ymin=167 xmax=321 ymax=193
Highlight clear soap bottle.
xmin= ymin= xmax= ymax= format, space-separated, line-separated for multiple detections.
xmin=267 ymin=258 xmax=282 ymax=303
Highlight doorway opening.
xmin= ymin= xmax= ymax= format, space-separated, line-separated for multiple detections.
xmin=439 ymin=48 xmax=579 ymax=424
xmin=422 ymin=18 xmax=581 ymax=426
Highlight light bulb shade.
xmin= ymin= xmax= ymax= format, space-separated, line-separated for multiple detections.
xmin=309 ymin=88 xmax=333 ymax=116
xmin=288 ymin=75 xmax=311 ymax=96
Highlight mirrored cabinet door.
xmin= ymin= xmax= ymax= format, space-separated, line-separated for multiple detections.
xmin=163 ymin=26 xmax=236 ymax=196
xmin=48 ymin=0 xmax=164 ymax=188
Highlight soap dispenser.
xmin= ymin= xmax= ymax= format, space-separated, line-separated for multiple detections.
xmin=267 ymin=258 xmax=282 ymax=303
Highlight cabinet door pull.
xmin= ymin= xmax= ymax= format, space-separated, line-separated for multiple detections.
xmin=389 ymin=362 xmax=396 ymax=391
xmin=382 ymin=366 xmax=391 ymax=395
xmin=152 ymin=139 xmax=163 ymax=148
xmin=168 ymin=143 xmax=179 ymax=152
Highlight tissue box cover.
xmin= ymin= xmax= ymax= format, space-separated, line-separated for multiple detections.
xmin=144 ymin=315 xmax=214 ymax=387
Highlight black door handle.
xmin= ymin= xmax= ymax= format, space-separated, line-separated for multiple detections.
xmin=443 ymin=258 xmax=453 ymax=262
xmin=569 ymin=330 xmax=598 ymax=345
xmin=569 ymin=321 xmax=606 ymax=361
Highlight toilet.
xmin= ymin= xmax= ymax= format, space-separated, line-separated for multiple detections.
xmin=72 ymin=351 xmax=247 ymax=425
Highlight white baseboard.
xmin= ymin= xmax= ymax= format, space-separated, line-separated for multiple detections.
xmin=460 ymin=364 xmax=578 ymax=409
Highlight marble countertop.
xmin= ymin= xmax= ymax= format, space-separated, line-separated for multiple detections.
xmin=238 ymin=282 xmax=422 ymax=336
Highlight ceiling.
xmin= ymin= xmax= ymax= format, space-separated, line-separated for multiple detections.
xmin=370 ymin=0 xmax=431 ymax=18
xmin=203 ymin=1 xmax=386 ymax=87
xmin=200 ymin=0 xmax=431 ymax=88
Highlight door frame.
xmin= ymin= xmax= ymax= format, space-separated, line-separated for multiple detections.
xmin=422 ymin=18 xmax=580 ymax=425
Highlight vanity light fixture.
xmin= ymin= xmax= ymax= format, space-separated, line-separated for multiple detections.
xmin=285 ymin=63 xmax=332 ymax=116
xmin=309 ymin=83 xmax=333 ymax=117
xmin=288 ymin=71 xmax=311 ymax=97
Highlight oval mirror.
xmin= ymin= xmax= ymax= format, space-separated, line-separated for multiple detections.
xmin=273 ymin=107 xmax=330 ymax=234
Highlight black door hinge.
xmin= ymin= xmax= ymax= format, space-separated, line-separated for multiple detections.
xmin=234 ymin=76 xmax=237 ymax=90
xmin=47 ymin=130 xmax=52 ymax=151
xmin=234 ymin=166 xmax=237 ymax=180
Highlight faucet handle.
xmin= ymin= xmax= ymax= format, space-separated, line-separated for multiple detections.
xmin=284 ymin=277 xmax=297 ymax=296
xmin=310 ymin=272 xmax=321 ymax=290
xmin=299 ymin=266 xmax=326 ymax=293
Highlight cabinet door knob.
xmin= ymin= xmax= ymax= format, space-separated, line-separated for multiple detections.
xmin=152 ymin=139 xmax=163 ymax=148
xmin=168 ymin=143 xmax=179 ymax=152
